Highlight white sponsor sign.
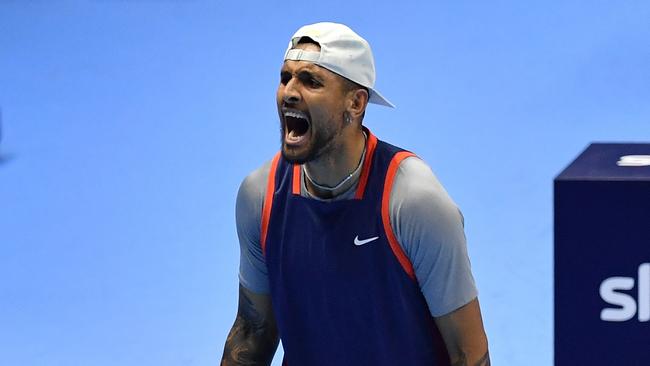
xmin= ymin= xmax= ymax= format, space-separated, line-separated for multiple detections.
xmin=600 ymin=263 xmax=650 ymax=322
xmin=617 ymin=155 xmax=650 ymax=167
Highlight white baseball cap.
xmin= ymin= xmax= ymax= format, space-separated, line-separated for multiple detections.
xmin=283 ymin=22 xmax=395 ymax=108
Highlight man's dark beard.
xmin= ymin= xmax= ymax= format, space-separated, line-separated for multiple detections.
xmin=280 ymin=124 xmax=338 ymax=164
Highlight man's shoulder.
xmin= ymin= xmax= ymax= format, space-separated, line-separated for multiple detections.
xmin=390 ymin=155 xmax=461 ymax=221
xmin=239 ymin=158 xmax=274 ymax=196
xmin=373 ymin=137 xmax=451 ymax=203
xmin=236 ymin=158 xmax=275 ymax=226
xmin=393 ymin=155 xmax=443 ymax=192
xmin=396 ymin=155 xmax=431 ymax=176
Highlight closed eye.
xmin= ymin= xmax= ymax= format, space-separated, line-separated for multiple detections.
xmin=298 ymin=71 xmax=323 ymax=88
xmin=280 ymin=71 xmax=291 ymax=85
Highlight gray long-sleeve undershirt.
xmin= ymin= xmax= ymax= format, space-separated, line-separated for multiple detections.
xmin=236 ymin=156 xmax=477 ymax=317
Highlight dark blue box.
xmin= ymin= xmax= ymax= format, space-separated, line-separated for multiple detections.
xmin=555 ymin=143 xmax=650 ymax=365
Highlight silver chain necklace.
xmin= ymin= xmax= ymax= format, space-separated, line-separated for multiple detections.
xmin=303 ymin=132 xmax=367 ymax=194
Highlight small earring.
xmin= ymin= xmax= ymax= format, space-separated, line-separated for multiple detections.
xmin=345 ymin=114 xmax=351 ymax=124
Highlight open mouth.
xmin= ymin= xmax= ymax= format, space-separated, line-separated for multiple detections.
xmin=284 ymin=109 xmax=311 ymax=145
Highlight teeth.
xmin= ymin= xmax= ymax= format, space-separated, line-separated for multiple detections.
xmin=284 ymin=110 xmax=308 ymax=120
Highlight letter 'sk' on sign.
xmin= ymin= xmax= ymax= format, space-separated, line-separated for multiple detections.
xmin=600 ymin=263 xmax=650 ymax=322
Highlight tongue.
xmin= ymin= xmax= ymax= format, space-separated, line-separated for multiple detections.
xmin=286 ymin=129 xmax=307 ymax=144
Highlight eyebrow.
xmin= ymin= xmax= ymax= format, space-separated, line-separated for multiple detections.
xmin=282 ymin=62 xmax=323 ymax=75
xmin=280 ymin=66 xmax=326 ymax=83
xmin=298 ymin=70 xmax=323 ymax=82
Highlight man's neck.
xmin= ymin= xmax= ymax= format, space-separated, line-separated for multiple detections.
xmin=304 ymin=128 xmax=366 ymax=199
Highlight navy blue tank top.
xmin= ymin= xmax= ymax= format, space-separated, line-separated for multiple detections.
xmin=261 ymin=130 xmax=450 ymax=365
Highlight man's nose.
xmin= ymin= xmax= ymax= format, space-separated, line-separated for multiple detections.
xmin=282 ymin=79 xmax=301 ymax=104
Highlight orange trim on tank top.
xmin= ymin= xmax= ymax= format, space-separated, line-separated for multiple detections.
xmin=381 ymin=151 xmax=417 ymax=280
xmin=261 ymin=152 xmax=281 ymax=256
xmin=354 ymin=131 xmax=378 ymax=199
xmin=292 ymin=164 xmax=301 ymax=195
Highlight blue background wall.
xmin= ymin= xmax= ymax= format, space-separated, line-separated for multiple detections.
xmin=1 ymin=1 xmax=648 ymax=365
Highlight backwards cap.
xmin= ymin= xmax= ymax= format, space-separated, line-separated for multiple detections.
xmin=283 ymin=22 xmax=394 ymax=108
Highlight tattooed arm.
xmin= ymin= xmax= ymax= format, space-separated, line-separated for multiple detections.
xmin=221 ymin=285 xmax=279 ymax=366
xmin=435 ymin=298 xmax=490 ymax=366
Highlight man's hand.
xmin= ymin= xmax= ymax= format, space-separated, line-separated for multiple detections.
xmin=221 ymin=285 xmax=279 ymax=366
xmin=435 ymin=298 xmax=490 ymax=366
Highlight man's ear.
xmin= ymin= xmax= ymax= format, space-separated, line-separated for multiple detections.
xmin=347 ymin=88 xmax=369 ymax=120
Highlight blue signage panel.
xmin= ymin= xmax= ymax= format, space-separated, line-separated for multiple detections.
xmin=555 ymin=144 xmax=650 ymax=365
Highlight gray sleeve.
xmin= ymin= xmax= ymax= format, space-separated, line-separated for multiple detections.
xmin=236 ymin=160 xmax=272 ymax=294
xmin=390 ymin=157 xmax=478 ymax=317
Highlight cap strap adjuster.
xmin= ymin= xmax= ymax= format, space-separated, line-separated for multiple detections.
xmin=285 ymin=49 xmax=320 ymax=62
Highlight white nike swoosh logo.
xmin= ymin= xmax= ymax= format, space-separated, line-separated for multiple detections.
xmin=354 ymin=235 xmax=379 ymax=246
